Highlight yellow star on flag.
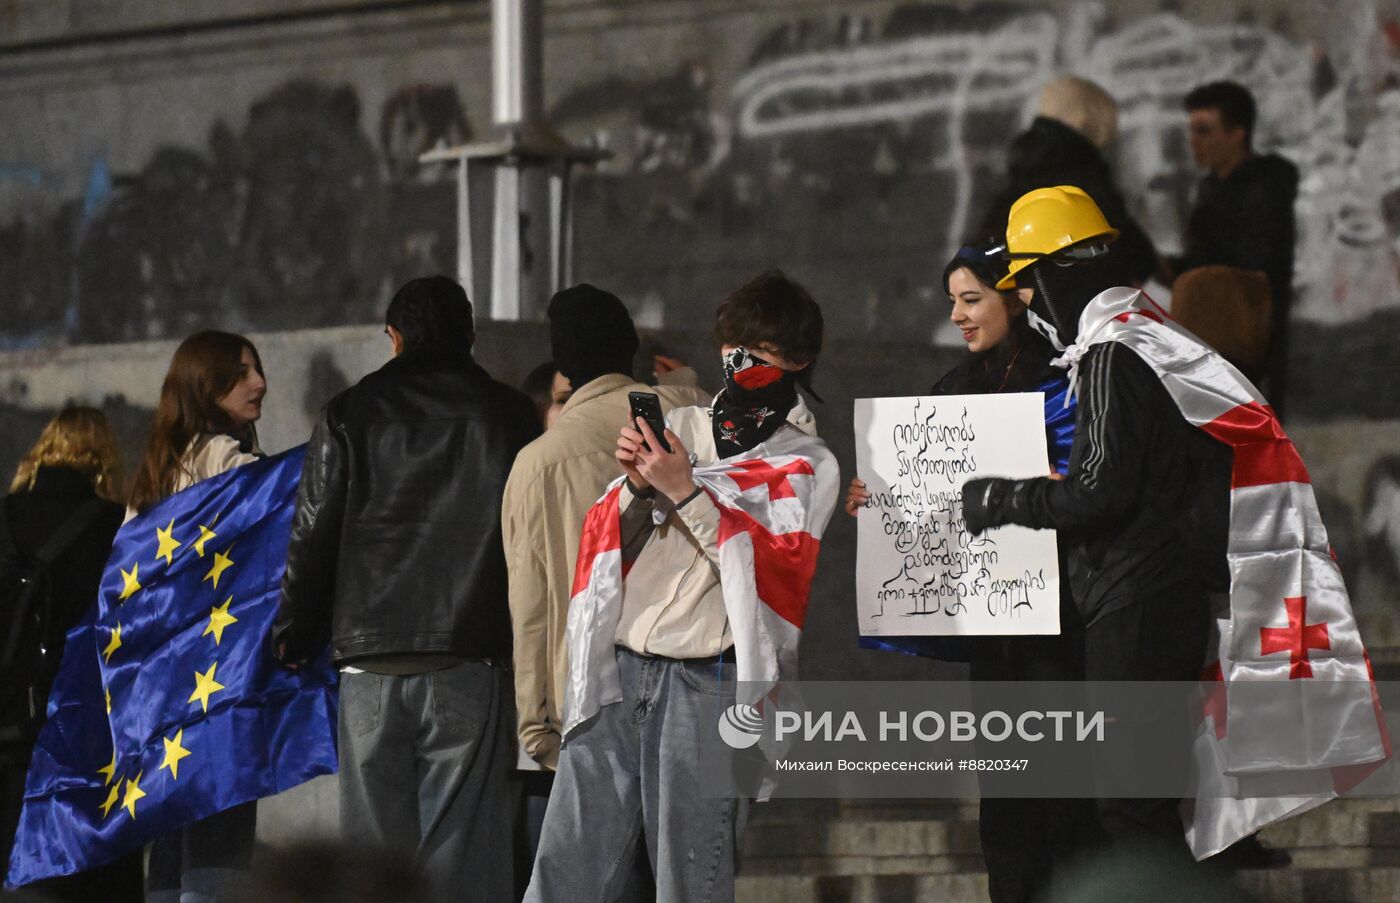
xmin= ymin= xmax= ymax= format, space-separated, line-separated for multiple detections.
xmin=203 ymin=546 xmax=234 ymax=590
xmin=97 ymin=752 xmax=117 ymax=786
xmin=203 ymin=597 xmax=238 ymax=645
xmin=121 ymin=772 xmax=146 ymax=819
xmin=99 ymin=784 xmax=120 ymax=819
xmin=102 ymin=623 xmax=123 ymax=663
xmin=119 ymin=563 xmax=141 ymax=601
xmin=105 ymin=687 xmax=112 ymax=714
xmin=188 ymin=663 xmax=225 ymax=713
xmin=193 ymin=524 xmax=218 ymax=558
xmin=160 ymin=729 xmax=192 ymax=781
xmin=155 ymin=519 xmax=182 ymax=566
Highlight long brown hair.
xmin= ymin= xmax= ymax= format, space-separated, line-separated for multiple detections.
xmin=128 ymin=331 xmax=263 ymax=513
xmin=10 ymin=406 xmax=124 ymax=501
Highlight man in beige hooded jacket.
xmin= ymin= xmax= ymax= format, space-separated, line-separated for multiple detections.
xmin=502 ymin=284 xmax=709 ymax=771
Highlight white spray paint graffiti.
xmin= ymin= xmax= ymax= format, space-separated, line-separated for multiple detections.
xmin=732 ymin=12 xmax=1059 ymax=255
xmin=1365 ymin=463 xmax=1400 ymax=582
xmin=732 ymin=15 xmax=1057 ymax=137
xmin=729 ymin=1 xmax=1400 ymax=324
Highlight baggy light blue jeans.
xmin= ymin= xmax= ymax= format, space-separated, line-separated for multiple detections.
xmin=524 ymin=647 xmax=748 ymax=903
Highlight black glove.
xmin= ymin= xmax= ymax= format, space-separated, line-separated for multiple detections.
xmin=962 ymin=477 xmax=1012 ymax=535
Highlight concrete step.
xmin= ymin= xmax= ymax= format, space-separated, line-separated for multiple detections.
xmin=743 ymin=817 xmax=981 ymax=860
xmin=1234 ymin=867 xmax=1400 ymax=903
xmin=737 ymin=872 xmax=989 ymax=903
xmin=1257 ymin=797 xmax=1400 ymax=850
xmin=741 ymin=853 xmax=984 ymax=878
xmin=736 ymin=797 xmax=1400 ymax=902
xmin=739 ymin=866 xmax=1400 ymax=903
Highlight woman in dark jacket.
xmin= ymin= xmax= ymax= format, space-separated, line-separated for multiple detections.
xmin=2 ymin=406 xmax=141 ymax=901
xmin=846 ymin=242 xmax=1098 ymax=903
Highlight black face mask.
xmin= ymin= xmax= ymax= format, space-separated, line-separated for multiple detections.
xmin=1020 ymin=251 xmax=1122 ymax=347
xmin=713 ymin=347 xmax=798 ymax=458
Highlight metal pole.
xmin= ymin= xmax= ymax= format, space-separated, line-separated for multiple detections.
xmin=492 ymin=0 xmax=543 ymax=133
xmin=456 ymin=158 xmax=474 ymax=296
xmin=559 ymin=165 xmax=575 ymax=289
xmin=491 ymin=163 xmax=521 ymax=320
xmin=548 ymin=166 xmax=564 ymax=293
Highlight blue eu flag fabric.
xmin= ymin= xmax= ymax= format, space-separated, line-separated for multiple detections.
xmin=5 ymin=445 xmax=338 ymax=888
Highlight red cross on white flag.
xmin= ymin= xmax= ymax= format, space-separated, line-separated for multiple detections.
xmin=1259 ymin=595 xmax=1331 ymax=679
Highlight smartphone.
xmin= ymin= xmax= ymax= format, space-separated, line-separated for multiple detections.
xmin=627 ymin=391 xmax=672 ymax=453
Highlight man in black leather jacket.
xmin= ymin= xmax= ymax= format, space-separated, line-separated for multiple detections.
xmin=274 ymin=275 xmax=539 ymax=902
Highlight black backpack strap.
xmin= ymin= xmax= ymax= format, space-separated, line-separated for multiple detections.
xmin=0 ymin=498 xmax=106 ymax=677
xmin=0 ymin=496 xmax=16 ymax=559
xmin=32 ymin=498 xmax=108 ymax=565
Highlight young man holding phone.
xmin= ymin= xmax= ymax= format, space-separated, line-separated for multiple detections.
xmin=524 ymin=271 xmax=840 ymax=903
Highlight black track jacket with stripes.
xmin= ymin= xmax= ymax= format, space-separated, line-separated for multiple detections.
xmin=963 ymin=342 xmax=1231 ymax=625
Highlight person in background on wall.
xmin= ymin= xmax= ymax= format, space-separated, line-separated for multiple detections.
xmin=524 ymin=272 xmax=839 ymax=903
xmin=1167 ymin=82 xmax=1299 ymax=871
xmin=1168 ymin=80 xmax=1298 ymax=419
xmin=502 ymin=285 xmax=710 ymax=899
xmin=127 ymin=331 xmax=269 ymax=902
xmin=1 ymin=408 xmax=142 ymax=903
xmin=845 ymin=242 xmax=1098 ymax=903
xmin=273 ymin=276 xmax=539 ymax=903
xmin=978 ymin=76 xmax=1159 ymax=291
xmin=520 ymin=361 xmax=572 ymax=431
xmin=961 ymin=186 xmax=1231 ymax=865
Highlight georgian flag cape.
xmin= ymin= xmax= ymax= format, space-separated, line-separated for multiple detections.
xmin=1055 ymin=287 xmax=1390 ymax=860
xmin=561 ymin=422 xmax=840 ymax=739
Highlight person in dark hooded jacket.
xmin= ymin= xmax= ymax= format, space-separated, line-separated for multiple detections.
xmin=977 ymin=76 xmax=1158 ymax=290
xmin=963 ymin=187 xmax=1230 ymax=861
xmin=1172 ymin=80 xmax=1299 ymax=415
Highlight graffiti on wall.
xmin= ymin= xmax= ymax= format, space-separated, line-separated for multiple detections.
xmin=563 ymin=1 xmax=1399 ymax=333
xmin=0 ymin=82 xmax=471 ymax=347
xmin=0 ymin=2 xmax=1396 ymax=365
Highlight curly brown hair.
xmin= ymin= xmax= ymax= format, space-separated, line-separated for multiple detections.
xmin=10 ymin=406 xmax=124 ymax=501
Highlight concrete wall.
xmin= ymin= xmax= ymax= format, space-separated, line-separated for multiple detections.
xmin=2 ymin=0 xmax=1399 ymax=843
xmin=2 ymin=1 xmax=1398 ymax=360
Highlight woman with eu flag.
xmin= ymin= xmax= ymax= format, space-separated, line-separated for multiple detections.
xmin=128 ymin=330 xmax=267 ymax=903
xmin=844 ymin=240 xmax=1097 ymax=903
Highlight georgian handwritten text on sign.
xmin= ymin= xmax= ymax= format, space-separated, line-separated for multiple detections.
xmin=854 ymin=394 xmax=1060 ymax=637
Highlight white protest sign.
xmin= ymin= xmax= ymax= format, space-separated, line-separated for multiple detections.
xmin=854 ymin=393 xmax=1060 ymax=637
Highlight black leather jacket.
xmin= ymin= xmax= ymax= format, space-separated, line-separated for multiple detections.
xmin=964 ymin=343 xmax=1230 ymax=626
xmin=274 ymin=349 xmax=540 ymax=665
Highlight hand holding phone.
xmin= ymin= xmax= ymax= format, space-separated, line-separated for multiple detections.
xmin=628 ymin=392 xmax=672 ymax=453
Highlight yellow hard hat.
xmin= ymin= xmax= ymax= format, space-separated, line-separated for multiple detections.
xmin=996 ymin=185 xmax=1119 ymax=290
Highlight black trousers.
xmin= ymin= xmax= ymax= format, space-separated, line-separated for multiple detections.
xmin=1083 ymin=587 xmax=1212 ymax=857
xmin=970 ymin=600 xmax=1101 ymax=903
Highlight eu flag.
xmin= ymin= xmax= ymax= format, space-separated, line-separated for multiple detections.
xmin=5 ymin=445 xmax=338 ymax=887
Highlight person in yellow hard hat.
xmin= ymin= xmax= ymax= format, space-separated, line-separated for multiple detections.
xmin=963 ymin=185 xmax=1232 ymax=865
xmin=995 ymin=185 xmax=1118 ymax=350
